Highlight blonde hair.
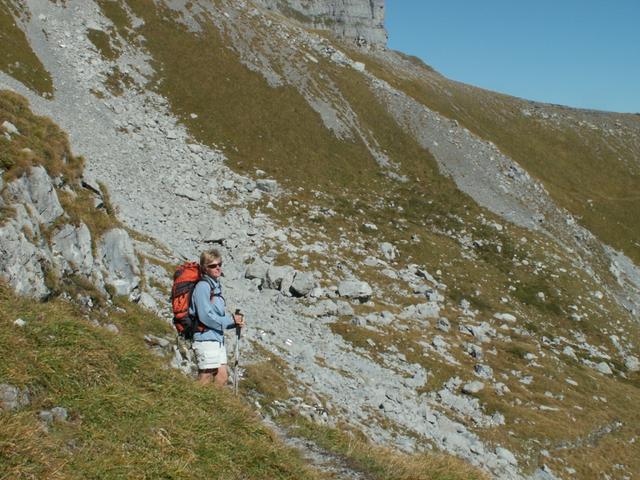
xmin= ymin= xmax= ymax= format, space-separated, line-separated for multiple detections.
xmin=199 ymin=248 xmax=222 ymax=274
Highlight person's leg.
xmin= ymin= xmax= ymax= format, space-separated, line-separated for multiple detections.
xmin=213 ymin=365 xmax=228 ymax=387
xmin=198 ymin=368 xmax=215 ymax=385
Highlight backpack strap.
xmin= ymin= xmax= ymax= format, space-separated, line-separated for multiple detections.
xmin=192 ymin=280 xmax=225 ymax=333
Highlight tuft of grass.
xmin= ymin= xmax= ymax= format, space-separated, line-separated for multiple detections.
xmin=0 ymin=90 xmax=83 ymax=183
xmin=86 ymin=28 xmax=121 ymax=60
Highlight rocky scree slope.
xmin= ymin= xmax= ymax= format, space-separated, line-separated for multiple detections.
xmin=2 ymin=1 xmax=640 ymax=479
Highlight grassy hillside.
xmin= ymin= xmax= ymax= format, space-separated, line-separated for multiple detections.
xmin=0 ymin=285 xmax=322 ymax=480
xmin=351 ymin=49 xmax=640 ymax=264
xmin=3 ymin=1 xmax=640 ymax=478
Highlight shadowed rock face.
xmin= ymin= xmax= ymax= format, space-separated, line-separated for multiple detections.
xmin=255 ymin=0 xmax=387 ymax=47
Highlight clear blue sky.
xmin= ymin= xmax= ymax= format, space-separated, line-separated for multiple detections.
xmin=385 ymin=1 xmax=640 ymax=113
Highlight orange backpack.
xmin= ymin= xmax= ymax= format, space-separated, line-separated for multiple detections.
xmin=171 ymin=262 xmax=205 ymax=339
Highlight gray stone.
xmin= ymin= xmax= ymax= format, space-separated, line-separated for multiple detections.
xmin=462 ymin=381 xmax=484 ymax=394
xmin=144 ymin=334 xmax=171 ymax=349
xmin=81 ymin=173 xmax=103 ymax=196
xmin=562 ymin=345 xmax=577 ymax=360
xmin=6 ymin=165 xmax=64 ymax=226
xmin=245 ymin=259 xmax=269 ymax=284
xmin=474 ymin=364 xmax=494 ymax=379
xmin=265 ymin=265 xmax=296 ymax=292
xmin=0 ymin=221 xmax=50 ymax=299
xmin=305 ymin=299 xmax=339 ymax=317
xmin=14 ymin=318 xmax=27 ymax=327
xmin=51 ymin=223 xmax=94 ymax=277
xmin=256 ymin=178 xmax=278 ymax=194
xmin=415 ymin=302 xmax=440 ymax=319
xmin=595 ymin=361 xmax=613 ymax=375
xmin=290 ymin=271 xmax=316 ymax=297
xmin=379 ymin=242 xmax=398 ymax=261
xmin=337 ymin=280 xmax=372 ymax=301
xmin=138 ymin=292 xmax=158 ymax=311
xmin=493 ymin=312 xmax=517 ymax=323
xmin=104 ymin=323 xmax=119 ymax=334
xmin=1 ymin=120 xmax=19 ymax=135
xmin=39 ymin=410 xmax=54 ymax=424
xmin=496 ymin=446 xmax=518 ymax=465
xmin=39 ymin=406 xmax=68 ymax=424
xmin=253 ymin=0 xmax=387 ymax=47
xmin=624 ymin=355 xmax=640 ymax=372
xmin=97 ymin=228 xmax=140 ymax=296
xmin=436 ymin=317 xmax=450 ymax=332
xmin=0 ymin=384 xmax=30 ymax=411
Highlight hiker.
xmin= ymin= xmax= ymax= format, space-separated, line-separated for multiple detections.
xmin=190 ymin=248 xmax=245 ymax=387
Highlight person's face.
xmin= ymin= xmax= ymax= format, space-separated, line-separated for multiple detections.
xmin=206 ymin=258 xmax=223 ymax=279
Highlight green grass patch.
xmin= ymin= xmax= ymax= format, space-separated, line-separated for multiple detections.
xmin=0 ymin=284 xmax=320 ymax=480
xmin=0 ymin=3 xmax=53 ymax=97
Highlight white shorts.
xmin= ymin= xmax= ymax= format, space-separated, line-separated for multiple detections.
xmin=192 ymin=341 xmax=228 ymax=370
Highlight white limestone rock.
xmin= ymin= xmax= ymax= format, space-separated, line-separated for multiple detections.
xmin=624 ymin=356 xmax=639 ymax=372
xmin=290 ymin=271 xmax=316 ymax=297
xmin=1 ymin=120 xmax=19 ymax=135
xmin=6 ymin=165 xmax=64 ymax=226
xmin=51 ymin=223 xmax=94 ymax=277
xmin=337 ymin=280 xmax=372 ymax=301
xmin=0 ymin=221 xmax=51 ymax=299
xmin=379 ymin=242 xmax=398 ymax=261
xmin=265 ymin=265 xmax=296 ymax=293
xmin=97 ymin=228 xmax=141 ymax=297
xmin=462 ymin=381 xmax=484 ymax=394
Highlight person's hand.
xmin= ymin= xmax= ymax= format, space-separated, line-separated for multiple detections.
xmin=233 ymin=313 xmax=245 ymax=328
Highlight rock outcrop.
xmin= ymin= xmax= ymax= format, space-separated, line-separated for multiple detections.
xmin=254 ymin=0 xmax=387 ymax=47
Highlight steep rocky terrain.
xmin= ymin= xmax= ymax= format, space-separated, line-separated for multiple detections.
xmin=1 ymin=1 xmax=640 ymax=479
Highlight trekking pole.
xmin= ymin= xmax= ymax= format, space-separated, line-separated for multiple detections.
xmin=234 ymin=309 xmax=242 ymax=395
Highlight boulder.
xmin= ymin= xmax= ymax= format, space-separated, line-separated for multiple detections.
xmin=97 ymin=228 xmax=140 ymax=296
xmin=474 ymin=364 xmax=494 ymax=379
xmin=256 ymin=179 xmax=278 ymax=194
xmin=1 ymin=120 xmax=19 ymax=135
xmin=337 ymin=280 xmax=372 ymax=302
xmin=462 ymin=381 xmax=485 ymax=394
xmin=265 ymin=265 xmax=295 ymax=292
xmin=138 ymin=292 xmax=158 ymax=311
xmin=625 ymin=355 xmax=640 ymax=372
xmin=245 ymin=259 xmax=269 ymax=285
xmin=0 ymin=221 xmax=50 ymax=299
xmin=51 ymin=223 xmax=94 ymax=277
xmin=290 ymin=271 xmax=316 ymax=297
xmin=379 ymin=242 xmax=398 ymax=261
xmin=6 ymin=165 xmax=64 ymax=226
xmin=493 ymin=312 xmax=517 ymax=323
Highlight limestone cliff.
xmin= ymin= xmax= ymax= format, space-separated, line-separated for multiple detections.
xmin=254 ymin=0 xmax=387 ymax=47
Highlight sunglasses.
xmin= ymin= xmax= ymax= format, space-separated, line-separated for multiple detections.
xmin=207 ymin=262 xmax=223 ymax=269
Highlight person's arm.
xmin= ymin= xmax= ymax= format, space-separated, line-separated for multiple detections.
xmin=193 ymin=282 xmax=233 ymax=331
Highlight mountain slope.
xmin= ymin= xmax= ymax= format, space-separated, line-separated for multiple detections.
xmin=1 ymin=1 xmax=639 ymax=479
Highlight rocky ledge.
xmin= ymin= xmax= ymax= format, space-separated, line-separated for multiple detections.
xmin=254 ymin=0 xmax=387 ymax=47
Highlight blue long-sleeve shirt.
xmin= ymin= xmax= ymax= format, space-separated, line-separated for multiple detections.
xmin=189 ymin=275 xmax=235 ymax=343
